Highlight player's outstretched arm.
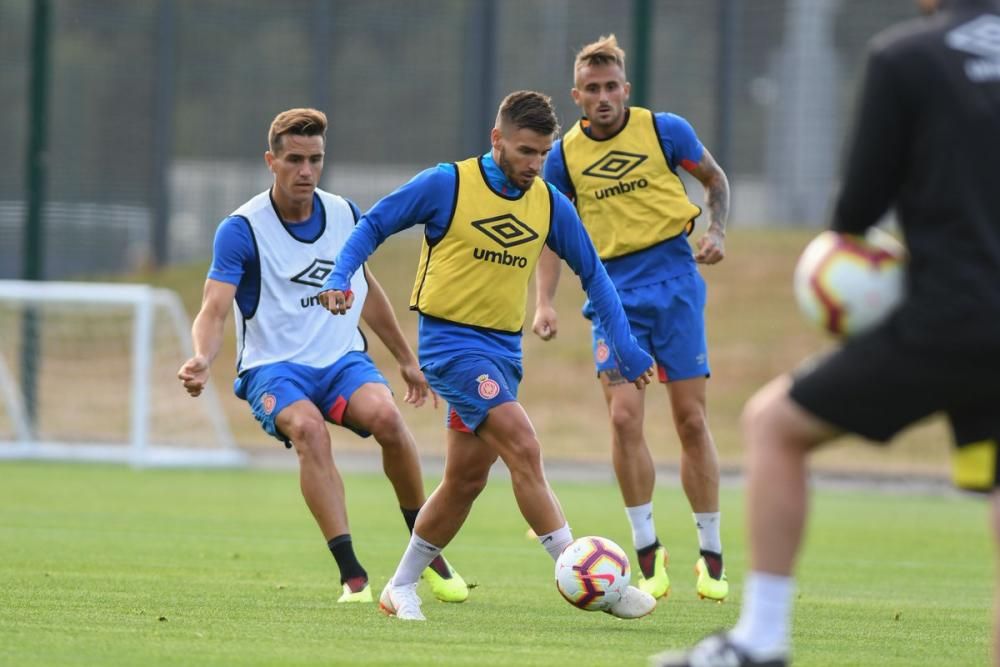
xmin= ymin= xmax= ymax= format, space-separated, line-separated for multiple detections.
xmin=321 ymin=169 xmax=448 ymax=315
xmin=545 ymin=190 xmax=654 ymax=386
xmin=686 ymin=147 xmax=730 ymax=265
xmin=178 ymin=279 xmax=236 ymax=397
xmin=359 ymin=266 xmax=436 ymax=409
xmin=531 ymin=245 xmax=561 ymax=341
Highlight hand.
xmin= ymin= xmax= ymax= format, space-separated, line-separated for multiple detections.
xmin=531 ymin=304 xmax=559 ymax=341
xmin=177 ymin=355 xmax=210 ymax=397
xmin=318 ymin=289 xmax=354 ymax=315
xmin=632 ymin=365 xmax=655 ymax=390
xmin=695 ymin=228 xmax=726 ymax=265
xmin=400 ymin=361 xmax=438 ymax=409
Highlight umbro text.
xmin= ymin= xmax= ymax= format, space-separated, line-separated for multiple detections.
xmin=300 ymin=295 xmax=324 ymax=308
xmin=472 ymin=247 xmax=529 ymax=268
xmin=594 ymin=177 xmax=649 ymax=200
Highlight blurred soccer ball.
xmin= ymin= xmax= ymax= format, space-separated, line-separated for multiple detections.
xmin=793 ymin=228 xmax=906 ymax=338
xmin=554 ymin=536 xmax=630 ymax=612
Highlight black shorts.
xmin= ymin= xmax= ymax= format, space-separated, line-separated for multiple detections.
xmin=789 ymin=323 xmax=1000 ymax=492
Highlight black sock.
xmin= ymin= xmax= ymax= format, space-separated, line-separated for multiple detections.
xmin=637 ymin=540 xmax=662 ymax=579
xmin=700 ymin=549 xmax=724 ymax=579
xmin=400 ymin=506 xmax=420 ymax=534
xmin=327 ymin=534 xmax=367 ymax=586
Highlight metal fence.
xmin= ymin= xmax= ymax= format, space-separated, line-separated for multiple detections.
xmin=1 ymin=0 xmax=919 ymax=279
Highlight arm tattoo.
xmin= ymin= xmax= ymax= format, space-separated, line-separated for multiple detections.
xmin=705 ymin=174 xmax=730 ymax=235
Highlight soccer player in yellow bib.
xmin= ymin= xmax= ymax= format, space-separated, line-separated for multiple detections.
xmin=319 ymin=91 xmax=658 ymax=621
xmin=533 ymin=34 xmax=731 ymax=603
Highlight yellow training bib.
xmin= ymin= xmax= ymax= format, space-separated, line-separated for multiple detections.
xmin=409 ymin=157 xmax=552 ymax=333
xmin=561 ymin=106 xmax=700 ymax=260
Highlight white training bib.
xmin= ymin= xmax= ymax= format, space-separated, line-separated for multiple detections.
xmin=233 ymin=188 xmax=368 ymax=373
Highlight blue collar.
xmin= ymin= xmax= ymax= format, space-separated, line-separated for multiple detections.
xmin=481 ymin=152 xmax=523 ymax=198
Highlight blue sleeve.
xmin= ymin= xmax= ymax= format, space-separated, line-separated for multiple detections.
xmin=542 ymin=139 xmax=574 ymax=199
xmin=325 ymin=164 xmax=457 ymax=291
xmin=207 ymin=215 xmax=254 ymax=286
xmin=655 ymin=112 xmax=704 ymax=171
xmin=545 ymin=186 xmax=653 ymax=381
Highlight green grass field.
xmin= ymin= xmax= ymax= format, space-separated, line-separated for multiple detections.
xmin=0 ymin=462 xmax=991 ymax=666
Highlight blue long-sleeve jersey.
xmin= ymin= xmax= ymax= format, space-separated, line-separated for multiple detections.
xmin=325 ymin=153 xmax=651 ymax=379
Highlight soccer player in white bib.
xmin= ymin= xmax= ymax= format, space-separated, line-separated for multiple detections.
xmin=177 ymin=108 xmax=467 ymax=605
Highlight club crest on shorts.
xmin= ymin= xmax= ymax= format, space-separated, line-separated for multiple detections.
xmin=476 ymin=374 xmax=500 ymax=400
xmin=595 ymin=339 xmax=610 ymax=364
xmin=262 ymin=393 xmax=276 ymax=415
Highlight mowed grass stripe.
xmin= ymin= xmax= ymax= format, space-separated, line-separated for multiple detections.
xmin=0 ymin=462 xmax=990 ymax=666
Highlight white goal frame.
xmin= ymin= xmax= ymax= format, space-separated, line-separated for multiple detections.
xmin=0 ymin=280 xmax=245 ymax=467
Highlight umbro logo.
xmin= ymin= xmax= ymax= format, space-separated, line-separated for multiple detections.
xmin=290 ymin=259 xmax=334 ymax=288
xmin=947 ymin=16 xmax=1000 ymax=59
xmin=947 ymin=16 xmax=1000 ymax=82
xmin=582 ymin=150 xmax=648 ymax=181
xmin=472 ymin=214 xmax=539 ymax=248
xmin=470 ymin=215 xmax=538 ymax=268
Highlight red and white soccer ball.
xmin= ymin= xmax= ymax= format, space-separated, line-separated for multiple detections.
xmin=792 ymin=228 xmax=906 ymax=338
xmin=554 ymin=536 xmax=630 ymax=612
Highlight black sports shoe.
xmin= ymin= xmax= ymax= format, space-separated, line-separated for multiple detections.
xmin=649 ymin=632 xmax=788 ymax=667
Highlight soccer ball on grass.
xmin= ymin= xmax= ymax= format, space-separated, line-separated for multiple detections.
xmin=792 ymin=228 xmax=906 ymax=337
xmin=554 ymin=536 xmax=630 ymax=612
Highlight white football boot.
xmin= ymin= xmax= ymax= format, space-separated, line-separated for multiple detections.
xmin=378 ymin=581 xmax=426 ymax=621
xmin=606 ymin=585 xmax=657 ymax=619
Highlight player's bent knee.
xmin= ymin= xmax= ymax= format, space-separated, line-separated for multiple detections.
xmin=742 ymin=383 xmax=822 ymax=457
xmin=449 ymin=472 xmax=490 ymax=503
xmin=503 ymin=439 xmax=544 ymax=478
xmin=286 ymin=418 xmax=332 ymax=462
xmin=365 ymin=400 xmax=407 ymax=443
xmin=284 ymin=415 xmax=328 ymax=445
xmin=741 ymin=376 xmax=792 ymax=433
xmin=741 ymin=404 xmax=784 ymax=459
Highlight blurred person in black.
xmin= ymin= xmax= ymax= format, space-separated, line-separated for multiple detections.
xmin=652 ymin=0 xmax=1000 ymax=665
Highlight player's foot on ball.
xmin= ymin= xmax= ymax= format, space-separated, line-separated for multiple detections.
xmin=605 ymin=585 xmax=657 ymax=619
xmin=695 ymin=551 xmax=728 ymax=602
xmin=379 ymin=580 xmax=425 ymax=621
xmin=421 ymin=555 xmax=469 ymax=603
xmin=637 ymin=544 xmax=671 ymax=599
xmin=337 ymin=576 xmax=373 ymax=603
xmin=648 ymin=632 xmax=788 ymax=667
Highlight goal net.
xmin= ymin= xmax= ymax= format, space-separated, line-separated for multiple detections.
xmin=0 ymin=280 xmax=244 ymax=467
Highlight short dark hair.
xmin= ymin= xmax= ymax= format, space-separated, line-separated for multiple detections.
xmin=496 ymin=91 xmax=560 ymax=137
xmin=268 ymin=108 xmax=327 ymax=153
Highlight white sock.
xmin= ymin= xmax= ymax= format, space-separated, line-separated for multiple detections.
xmin=693 ymin=511 xmax=722 ymax=554
xmin=729 ymin=571 xmax=794 ymax=657
xmin=538 ymin=523 xmax=574 ymax=561
xmin=391 ymin=532 xmax=441 ymax=586
xmin=625 ymin=502 xmax=657 ymax=551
